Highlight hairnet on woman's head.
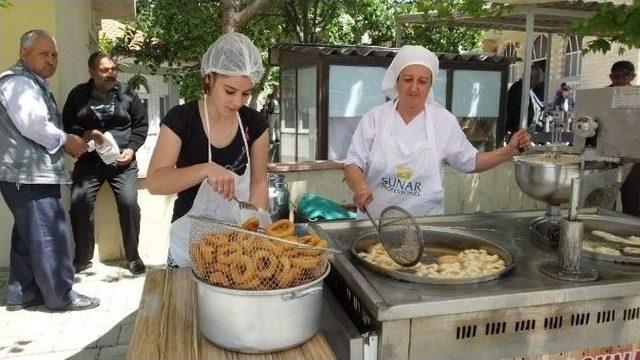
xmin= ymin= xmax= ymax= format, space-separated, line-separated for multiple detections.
xmin=201 ymin=32 xmax=264 ymax=85
xmin=381 ymin=45 xmax=439 ymax=100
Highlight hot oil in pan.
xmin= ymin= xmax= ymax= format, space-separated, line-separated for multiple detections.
xmin=400 ymin=244 xmax=502 ymax=274
xmin=394 ymin=244 xmax=458 ymax=276
xmin=352 ymin=228 xmax=514 ymax=284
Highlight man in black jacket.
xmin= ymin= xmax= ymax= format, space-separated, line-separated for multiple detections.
xmin=62 ymin=51 xmax=148 ymax=275
xmin=505 ymin=65 xmax=543 ymax=135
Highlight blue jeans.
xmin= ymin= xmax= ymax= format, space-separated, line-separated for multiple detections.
xmin=0 ymin=181 xmax=76 ymax=308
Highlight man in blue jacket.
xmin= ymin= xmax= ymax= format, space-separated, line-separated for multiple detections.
xmin=0 ymin=30 xmax=99 ymax=311
xmin=63 ymin=52 xmax=148 ymax=275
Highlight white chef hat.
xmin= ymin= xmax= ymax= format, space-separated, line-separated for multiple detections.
xmin=381 ymin=45 xmax=439 ymax=100
xmin=200 ymin=32 xmax=264 ymax=85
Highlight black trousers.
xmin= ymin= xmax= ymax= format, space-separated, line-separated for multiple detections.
xmin=621 ymin=164 xmax=640 ymax=217
xmin=70 ymin=160 xmax=141 ymax=264
xmin=0 ymin=181 xmax=76 ymax=308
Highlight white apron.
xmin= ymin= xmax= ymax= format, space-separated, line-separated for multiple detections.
xmin=356 ymin=101 xmax=443 ymax=220
xmin=167 ymin=98 xmax=259 ymax=267
xmin=529 ymin=89 xmax=544 ymax=128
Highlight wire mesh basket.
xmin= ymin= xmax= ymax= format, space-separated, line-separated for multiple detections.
xmin=378 ymin=205 xmax=424 ymax=267
xmin=189 ymin=216 xmax=329 ymax=290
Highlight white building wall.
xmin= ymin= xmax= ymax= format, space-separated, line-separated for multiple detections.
xmin=54 ymin=0 xmax=96 ymax=102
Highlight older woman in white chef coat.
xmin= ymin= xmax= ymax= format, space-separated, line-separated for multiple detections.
xmin=344 ymin=45 xmax=530 ymax=219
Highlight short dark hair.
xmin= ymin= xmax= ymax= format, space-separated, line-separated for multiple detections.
xmin=610 ymin=61 xmax=635 ymax=75
xmin=560 ymin=82 xmax=567 ymax=88
xmin=88 ymin=51 xmax=114 ymax=70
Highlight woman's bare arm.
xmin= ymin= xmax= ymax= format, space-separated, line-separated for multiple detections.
xmin=344 ymin=164 xmax=373 ymax=211
xmin=248 ymin=131 xmax=269 ymax=209
xmin=146 ymin=124 xmax=235 ymax=198
xmin=473 ymin=128 xmax=530 ymax=172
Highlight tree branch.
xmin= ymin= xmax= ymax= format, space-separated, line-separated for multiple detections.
xmin=236 ymin=0 xmax=272 ymax=29
xmin=284 ymin=1 xmax=304 ymax=43
xmin=301 ymin=1 xmax=310 ymax=43
xmin=221 ymin=0 xmax=236 ymax=32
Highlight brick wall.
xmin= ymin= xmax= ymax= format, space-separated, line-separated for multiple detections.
xmin=484 ymin=29 xmax=639 ymax=102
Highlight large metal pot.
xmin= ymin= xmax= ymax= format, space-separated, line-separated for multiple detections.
xmin=193 ymin=264 xmax=330 ymax=353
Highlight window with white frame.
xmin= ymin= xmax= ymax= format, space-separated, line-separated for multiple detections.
xmin=564 ymin=36 xmax=582 ymax=77
xmin=502 ymin=43 xmax=518 ymax=84
xmin=279 ymin=66 xmax=317 ymax=162
xmin=327 ymin=65 xmax=386 ymax=160
xmin=532 ymin=35 xmax=548 ymax=86
xmin=532 ymin=35 xmax=548 ymax=61
xmin=452 ymin=70 xmax=502 ymax=118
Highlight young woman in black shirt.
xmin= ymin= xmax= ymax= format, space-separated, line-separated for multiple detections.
xmin=145 ymin=33 xmax=269 ymax=266
xmin=156 ymin=102 xmax=268 ymax=221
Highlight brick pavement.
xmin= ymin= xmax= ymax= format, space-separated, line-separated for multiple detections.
xmin=0 ymin=261 xmax=156 ymax=360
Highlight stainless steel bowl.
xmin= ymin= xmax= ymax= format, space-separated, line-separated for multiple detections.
xmin=193 ymin=264 xmax=330 ymax=353
xmin=513 ymin=154 xmax=582 ymax=205
xmin=513 ymin=153 xmax=617 ymax=205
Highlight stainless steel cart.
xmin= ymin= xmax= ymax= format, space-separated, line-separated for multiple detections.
xmin=314 ymin=209 xmax=640 ymax=360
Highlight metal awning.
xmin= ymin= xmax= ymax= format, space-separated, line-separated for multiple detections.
xmin=395 ymin=1 xmax=618 ymax=130
xmin=268 ymin=43 xmax=510 ymax=66
xmin=398 ymin=1 xmax=603 ymax=35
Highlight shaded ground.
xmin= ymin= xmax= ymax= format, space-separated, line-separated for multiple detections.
xmin=0 ymin=261 xmax=160 ymax=360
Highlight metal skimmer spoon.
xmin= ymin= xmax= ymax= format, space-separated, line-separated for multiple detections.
xmin=365 ymin=205 xmax=424 ymax=267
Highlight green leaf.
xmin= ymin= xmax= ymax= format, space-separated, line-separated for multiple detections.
xmin=573 ymin=2 xmax=640 ymax=54
xmin=106 ymin=0 xmax=506 ymax=100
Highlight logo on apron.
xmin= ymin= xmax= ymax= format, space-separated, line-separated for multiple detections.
xmin=357 ymin=100 xmax=444 ymax=220
xmin=395 ymin=165 xmax=412 ymax=180
xmin=380 ymin=164 xmax=422 ymax=197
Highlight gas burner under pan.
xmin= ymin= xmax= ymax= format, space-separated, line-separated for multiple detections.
xmin=530 ymin=216 xmax=561 ymax=247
